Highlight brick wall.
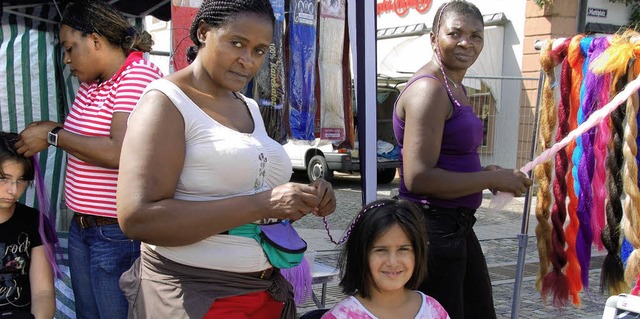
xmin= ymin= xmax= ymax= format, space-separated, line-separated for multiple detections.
xmin=517 ymin=0 xmax=579 ymax=168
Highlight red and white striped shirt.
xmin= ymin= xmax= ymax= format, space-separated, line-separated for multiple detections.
xmin=63 ymin=52 xmax=163 ymax=217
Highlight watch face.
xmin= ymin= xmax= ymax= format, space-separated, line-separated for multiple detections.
xmin=48 ymin=132 xmax=57 ymax=146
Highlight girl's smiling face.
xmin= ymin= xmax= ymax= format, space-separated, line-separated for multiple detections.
xmin=368 ymin=223 xmax=415 ymax=294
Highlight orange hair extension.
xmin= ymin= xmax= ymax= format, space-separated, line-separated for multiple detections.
xmin=564 ymin=34 xmax=585 ymax=306
xmin=591 ymin=30 xmax=640 ymax=82
xmin=534 ymin=40 xmax=557 ymax=293
xmin=623 ymin=67 xmax=640 ymax=286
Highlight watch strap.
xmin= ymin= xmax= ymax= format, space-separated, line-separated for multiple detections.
xmin=50 ymin=126 xmax=63 ymax=135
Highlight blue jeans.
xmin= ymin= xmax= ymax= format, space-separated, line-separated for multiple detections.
xmin=68 ymin=216 xmax=140 ymax=319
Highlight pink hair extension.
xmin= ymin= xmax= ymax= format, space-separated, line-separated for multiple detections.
xmin=584 ymin=38 xmax=611 ymax=251
xmin=541 ymin=39 xmax=571 ymax=307
xmin=33 ymin=157 xmax=62 ymax=278
xmin=534 ymin=40 xmax=557 ymax=293
xmin=632 ymin=276 xmax=640 ymax=296
xmin=591 ymin=71 xmax=611 ymax=252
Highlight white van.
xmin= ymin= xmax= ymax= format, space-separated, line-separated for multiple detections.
xmin=284 ymin=79 xmax=404 ymax=184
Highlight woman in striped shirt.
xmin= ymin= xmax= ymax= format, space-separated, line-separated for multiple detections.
xmin=15 ymin=1 xmax=163 ymax=318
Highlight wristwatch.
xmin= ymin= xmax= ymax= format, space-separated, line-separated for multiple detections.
xmin=47 ymin=126 xmax=63 ymax=147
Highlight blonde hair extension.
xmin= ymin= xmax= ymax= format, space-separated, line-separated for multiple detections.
xmin=623 ymin=63 xmax=640 ymax=286
xmin=623 ymin=67 xmax=640 ymax=286
xmin=534 ymin=40 xmax=556 ymax=292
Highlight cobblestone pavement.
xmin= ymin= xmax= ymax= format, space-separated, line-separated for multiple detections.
xmin=292 ymin=172 xmax=614 ymax=318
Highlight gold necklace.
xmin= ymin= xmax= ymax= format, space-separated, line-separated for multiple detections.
xmin=439 ymin=66 xmax=461 ymax=88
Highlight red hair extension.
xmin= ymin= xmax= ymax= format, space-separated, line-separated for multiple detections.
xmin=534 ymin=40 xmax=557 ymax=293
xmin=541 ymin=38 xmax=571 ymax=307
xmin=564 ymin=34 xmax=585 ymax=305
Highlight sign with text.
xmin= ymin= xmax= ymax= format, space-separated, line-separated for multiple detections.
xmin=587 ymin=7 xmax=607 ymax=18
xmin=377 ymin=0 xmax=433 ymax=17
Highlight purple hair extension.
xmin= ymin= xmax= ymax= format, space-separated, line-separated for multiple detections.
xmin=576 ymin=36 xmax=597 ymax=289
xmin=33 ymin=157 xmax=62 ymax=278
xmin=577 ymin=37 xmax=610 ymax=288
xmin=280 ymin=256 xmax=312 ymax=305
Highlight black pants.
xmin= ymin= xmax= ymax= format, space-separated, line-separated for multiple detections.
xmin=418 ymin=205 xmax=496 ymax=319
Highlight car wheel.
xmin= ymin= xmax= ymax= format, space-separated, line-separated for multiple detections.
xmin=377 ymin=168 xmax=397 ymax=184
xmin=307 ymin=155 xmax=333 ymax=183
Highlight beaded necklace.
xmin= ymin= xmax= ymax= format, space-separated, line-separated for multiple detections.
xmin=434 ymin=2 xmax=462 ymax=108
xmin=440 ymin=66 xmax=462 ymax=89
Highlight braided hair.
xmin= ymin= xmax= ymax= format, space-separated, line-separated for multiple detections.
xmin=61 ymin=0 xmax=154 ymax=54
xmin=431 ymin=0 xmax=483 ymax=33
xmin=0 ymin=133 xmax=34 ymax=181
xmin=186 ymin=0 xmax=275 ymax=64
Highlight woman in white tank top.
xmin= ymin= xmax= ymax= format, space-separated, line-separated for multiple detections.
xmin=116 ymin=1 xmax=337 ymax=318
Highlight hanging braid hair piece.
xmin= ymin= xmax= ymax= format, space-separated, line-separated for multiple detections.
xmin=541 ymin=38 xmax=571 ymax=307
xmin=564 ymin=34 xmax=585 ymax=305
xmin=622 ymin=66 xmax=640 ymax=287
xmin=591 ymin=30 xmax=638 ymax=295
xmin=534 ymin=40 xmax=557 ymax=293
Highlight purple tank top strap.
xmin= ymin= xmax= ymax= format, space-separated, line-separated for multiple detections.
xmin=394 ymin=74 xmax=458 ymax=110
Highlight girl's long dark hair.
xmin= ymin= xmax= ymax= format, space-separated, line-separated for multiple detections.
xmin=0 ymin=132 xmax=61 ymax=278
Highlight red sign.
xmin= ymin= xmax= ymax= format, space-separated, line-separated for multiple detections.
xmin=377 ymin=0 xmax=433 ymax=17
xmin=170 ymin=5 xmax=199 ymax=72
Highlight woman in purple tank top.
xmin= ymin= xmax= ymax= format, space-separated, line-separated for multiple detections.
xmin=392 ymin=1 xmax=532 ymax=318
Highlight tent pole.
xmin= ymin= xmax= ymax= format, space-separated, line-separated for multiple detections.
xmin=510 ymin=70 xmax=544 ymax=319
xmin=352 ymin=0 xmax=377 ymax=205
xmin=52 ymin=0 xmax=62 ymax=17
xmin=4 ymin=9 xmax=57 ymax=24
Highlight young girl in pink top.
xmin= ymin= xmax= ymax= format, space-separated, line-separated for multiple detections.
xmin=322 ymin=199 xmax=449 ymax=319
